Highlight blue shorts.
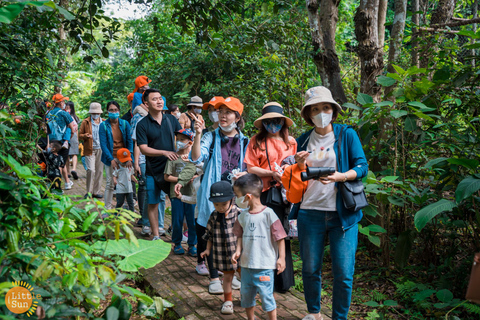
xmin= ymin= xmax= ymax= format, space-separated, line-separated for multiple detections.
xmin=240 ymin=268 xmax=276 ymax=312
xmin=146 ymin=175 xmax=163 ymax=205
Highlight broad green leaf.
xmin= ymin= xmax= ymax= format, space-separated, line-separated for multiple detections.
xmin=406 ymin=66 xmax=426 ymax=76
xmin=82 ymin=212 xmax=98 ymax=231
xmin=404 ymin=115 xmax=417 ymax=132
xmin=343 ymin=102 xmax=362 ymax=110
xmin=395 ymin=230 xmax=415 ymax=268
xmin=364 ymin=300 xmax=380 ymax=307
xmin=100 ymin=239 xmax=170 ymax=272
xmin=377 ymin=75 xmax=396 ymax=87
xmin=414 ymin=289 xmax=436 ymax=301
xmin=436 ymin=289 xmax=453 ymax=303
xmin=375 ymin=101 xmax=394 ymax=107
xmin=392 ymin=64 xmax=406 ymax=75
xmin=386 ymin=72 xmax=403 ymax=81
xmin=359 ymin=225 xmax=370 ymax=236
xmin=106 ymin=306 xmax=120 ymax=320
xmin=118 ymin=286 xmax=153 ymax=305
xmin=390 ymin=110 xmax=407 ymax=118
xmin=363 ymin=205 xmax=379 ymax=218
xmin=447 ymin=158 xmax=479 ymax=170
xmin=368 ymin=235 xmax=381 ymax=247
xmin=408 ymin=101 xmax=428 ymax=109
xmin=414 ymin=199 xmax=456 ymax=232
xmin=424 ymin=157 xmax=448 ymax=168
xmin=380 ymin=176 xmax=399 ymax=183
xmin=357 ymin=93 xmax=373 ymax=105
xmin=0 ymin=3 xmax=26 ymax=24
xmin=383 ymin=300 xmax=398 ymax=307
xmin=368 ymin=224 xmax=387 ymax=233
xmin=455 ymin=175 xmax=480 ymax=203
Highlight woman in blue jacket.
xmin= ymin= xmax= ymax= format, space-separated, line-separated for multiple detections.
xmin=99 ymin=101 xmax=133 ymax=210
xmin=295 ymin=86 xmax=368 ymax=320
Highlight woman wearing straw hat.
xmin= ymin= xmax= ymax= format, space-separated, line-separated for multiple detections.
xmin=79 ymin=102 xmax=105 ymax=198
xmin=294 ymin=86 xmax=368 ymax=320
xmin=244 ymin=102 xmax=296 ymax=293
xmin=179 ymin=96 xmax=205 ymax=132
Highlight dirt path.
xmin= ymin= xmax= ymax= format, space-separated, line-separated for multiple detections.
xmin=66 ymin=164 xmax=331 ymax=320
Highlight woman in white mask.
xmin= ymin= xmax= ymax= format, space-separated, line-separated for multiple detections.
xmin=201 ymin=96 xmax=224 ymax=133
xmin=189 ymin=96 xmax=249 ymax=296
xmin=179 ymin=95 xmax=205 ymax=132
xmin=294 ymin=86 xmax=368 ymax=320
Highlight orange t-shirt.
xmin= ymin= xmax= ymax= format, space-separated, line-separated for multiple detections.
xmin=111 ymin=122 xmax=124 ymax=158
xmin=244 ymin=135 xmax=297 ymax=192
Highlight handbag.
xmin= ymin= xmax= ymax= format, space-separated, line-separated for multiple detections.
xmin=337 ymin=126 xmax=368 ymax=211
xmin=466 ymin=253 xmax=480 ymax=304
xmin=264 ymin=139 xmax=283 ymax=206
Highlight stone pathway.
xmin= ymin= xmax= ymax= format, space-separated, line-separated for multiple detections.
xmin=66 ymin=164 xmax=331 ymax=320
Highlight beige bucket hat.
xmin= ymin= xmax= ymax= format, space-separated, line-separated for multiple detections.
xmin=187 ymin=95 xmax=203 ymax=107
xmin=253 ymin=102 xmax=293 ymax=129
xmin=88 ymin=102 xmax=103 ymax=114
xmin=300 ymin=86 xmax=342 ymax=123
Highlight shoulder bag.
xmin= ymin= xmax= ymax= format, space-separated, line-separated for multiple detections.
xmin=264 ymin=138 xmax=283 ymax=206
xmin=337 ymin=126 xmax=368 ymax=211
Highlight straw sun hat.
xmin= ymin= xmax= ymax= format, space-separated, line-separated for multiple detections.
xmin=253 ymin=102 xmax=293 ymax=129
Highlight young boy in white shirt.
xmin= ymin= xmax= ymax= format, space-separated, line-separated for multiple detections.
xmin=113 ymin=148 xmax=137 ymax=211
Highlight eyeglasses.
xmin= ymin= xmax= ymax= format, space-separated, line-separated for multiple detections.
xmin=217 ymin=109 xmax=234 ymax=116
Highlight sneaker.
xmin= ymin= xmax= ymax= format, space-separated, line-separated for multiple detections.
xmin=93 ymin=194 xmax=104 ymax=198
xmin=64 ymin=181 xmax=73 ymax=190
xmin=208 ymin=280 xmax=224 ymax=295
xmin=158 ymin=227 xmax=166 ymax=236
xmin=71 ymin=170 xmax=78 ymax=180
xmin=174 ymin=245 xmax=185 ymax=255
xmin=188 ymin=246 xmax=197 ymax=257
xmin=232 ymin=275 xmax=241 ymax=290
xmin=196 ymin=262 xmax=209 ymax=276
xmin=141 ymin=226 xmax=152 ymax=236
xmin=221 ymin=301 xmax=234 ymax=315
xmin=152 ymin=236 xmax=161 ymax=241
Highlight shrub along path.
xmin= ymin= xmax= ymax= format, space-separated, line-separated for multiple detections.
xmin=66 ymin=165 xmax=331 ymax=320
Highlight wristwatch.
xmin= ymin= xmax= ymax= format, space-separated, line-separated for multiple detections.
xmin=343 ymin=172 xmax=348 ymax=182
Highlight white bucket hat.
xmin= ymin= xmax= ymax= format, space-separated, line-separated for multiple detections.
xmin=88 ymin=102 xmax=103 ymax=114
xmin=186 ymin=95 xmax=203 ymax=107
xmin=300 ymin=86 xmax=342 ymax=125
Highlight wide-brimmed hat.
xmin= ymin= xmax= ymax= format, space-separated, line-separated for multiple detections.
xmin=117 ymin=148 xmax=132 ymax=163
xmin=88 ymin=102 xmax=102 ymax=114
xmin=202 ymin=96 xmax=225 ymax=110
xmin=209 ymin=181 xmax=235 ymax=203
xmin=253 ymin=102 xmax=293 ymax=129
xmin=52 ymin=93 xmax=69 ymax=104
xmin=187 ymin=96 xmax=203 ymax=107
xmin=215 ymin=97 xmax=244 ymax=115
xmin=133 ymin=76 xmax=151 ymax=93
xmin=300 ymin=86 xmax=342 ymax=124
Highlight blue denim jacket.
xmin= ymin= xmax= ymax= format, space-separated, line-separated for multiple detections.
xmin=296 ymin=123 xmax=368 ymax=230
xmin=189 ymin=128 xmax=249 ymax=227
xmin=99 ymin=119 xmax=133 ymax=166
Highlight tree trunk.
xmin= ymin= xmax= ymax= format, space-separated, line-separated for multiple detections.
xmin=473 ymin=0 xmax=478 ymax=67
xmin=378 ymin=0 xmax=388 ymax=49
xmin=354 ymin=0 xmax=385 ymax=102
xmin=387 ymin=0 xmax=408 ymax=77
xmin=306 ymin=0 xmax=347 ymax=104
xmin=55 ymin=0 xmax=68 ymax=94
xmin=411 ymin=0 xmax=420 ymax=68
xmin=430 ymin=0 xmax=456 ymax=26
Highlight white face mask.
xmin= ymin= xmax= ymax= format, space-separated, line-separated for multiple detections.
xmin=219 ymin=122 xmax=237 ymax=133
xmin=174 ymin=111 xmax=181 ymax=119
xmin=312 ymin=112 xmax=333 ymax=128
xmin=194 ymin=108 xmax=202 ymax=114
xmin=176 ymin=141 xmax=190 ymax=152
xmin=235 ymin=195 xmax=249 ymax=209
xmin=209 ymin=111 xmax=219 ymax=123
xmin=91 ymin=114 xmax=100 ymax=120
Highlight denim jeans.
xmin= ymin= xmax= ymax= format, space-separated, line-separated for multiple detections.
xmin=171 ymin=198 xmax=196 ymax=247
xmin=137 ymin=163 xmax=166 ymax=228
xmin=297 ymin=209 xmax=358 ymax=320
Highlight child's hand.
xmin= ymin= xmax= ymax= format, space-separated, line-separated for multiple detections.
xmin=175 ymin=190 xmax=183 ymax=199
xmin=113 ymin=178 xmax=117 ymax=185
xmin=200 ymin=250 xmax=210 ymax=258
xmin=174 ymin=183 xmax=182 ymax=194
xmin=276 ymin=257 xmax=286 ymax=274
xmin=188 ymin=174 xmax=198 ymax=184
xmin=132 ymin=175 xmax=138 ymax=184
xmin=231 ymin=251 xmax=241 ymax=265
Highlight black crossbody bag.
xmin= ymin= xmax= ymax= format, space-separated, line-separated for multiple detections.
xmin=337 ymin=127 xmax=368 ymax=211
xmin=265 ymin=139 xmax=283 ymax=206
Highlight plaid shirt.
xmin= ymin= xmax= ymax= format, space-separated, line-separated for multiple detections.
xmin=203 ymin=205 xmax=242 ymax=272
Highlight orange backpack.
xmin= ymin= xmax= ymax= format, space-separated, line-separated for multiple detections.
xmin=281 ymin=163 xmax=308 ymax=204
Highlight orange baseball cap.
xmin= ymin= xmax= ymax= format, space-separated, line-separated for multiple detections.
xmin=134 ymin=76 xmax=151 ymax=93
xmin=127 ymin=92 xmax=134 ymax=104
xmin=52 ymin=93 xmax=69 ymax=103
xmin=215 ymin=97 xmax=244 ymax=115
xmin=117 ymin=148 xmax=132 ymax=163
xmin=203 ymin=96 xmax=225 ymax=110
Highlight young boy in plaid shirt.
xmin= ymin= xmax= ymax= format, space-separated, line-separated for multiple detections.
xmin=200 ymin=181 xmax=242 ymax=315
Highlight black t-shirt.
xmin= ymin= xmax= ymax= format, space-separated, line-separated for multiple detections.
xmin=136 ymin=113 xmax=182 ymax=177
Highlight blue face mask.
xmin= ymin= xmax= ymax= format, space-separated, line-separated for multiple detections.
xmin=108 ymin=112 xmax=119 ymax=120
xmin=263 ymin=118 xmax=284 ymax=134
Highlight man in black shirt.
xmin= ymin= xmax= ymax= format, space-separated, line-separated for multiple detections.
xmin=136 ymin=89 xmax=182 ymax=240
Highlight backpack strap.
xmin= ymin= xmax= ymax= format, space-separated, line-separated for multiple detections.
xmin=337 ymin=126 xmax=344 ymax=171
xmin=209 ymin=133 xmax=216 ymax=159
xmin=163 ymin=114 xmax=175 ymax=146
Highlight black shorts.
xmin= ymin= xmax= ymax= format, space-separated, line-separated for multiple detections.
xmin=59 ymin=147 xmax=69 ymax=165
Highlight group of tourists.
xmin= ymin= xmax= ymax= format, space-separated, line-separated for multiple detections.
xmin=40 ymin=75 xmax=368 ymax=320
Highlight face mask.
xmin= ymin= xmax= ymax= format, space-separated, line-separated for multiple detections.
xmin=209 ymin=111 xmax=219 ymax=123
xmin=108 ymin=112 xmax=119 ymax=120
xmin=47 ymin=147 xmax=52 ymax=153
xmin=263 ymin=119 xmax=284 ymax=134
xmin=312 ymin=112 xmax=333 ymax=128
xmin=91 ymin=114 xmax=100 ymax=120
xmin=194 ymin=108 xmax=202 ymax=114
xmin=174 ymin=111 xmax=181 ymax=119
xmin=235 ymin=195 xmax=250 ymax=209
xmin=219 ymin=122 xmax=237 ymax=133
xmin=176 ymin=141 xmax=190 ymax=152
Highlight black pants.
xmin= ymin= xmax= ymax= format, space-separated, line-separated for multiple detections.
xmin=261 ymin=189 xmax=295 ymax=293
xmin=196 ymin=219 xmax=219 ymax=279
xmin=116 ymin=193 xmax=135 ymax=211
xmin=48 ymin=173 xmax=62 ymax=190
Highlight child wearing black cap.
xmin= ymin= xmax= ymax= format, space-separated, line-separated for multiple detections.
xmin=200 ymin=180 xmax=243 ymax=315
